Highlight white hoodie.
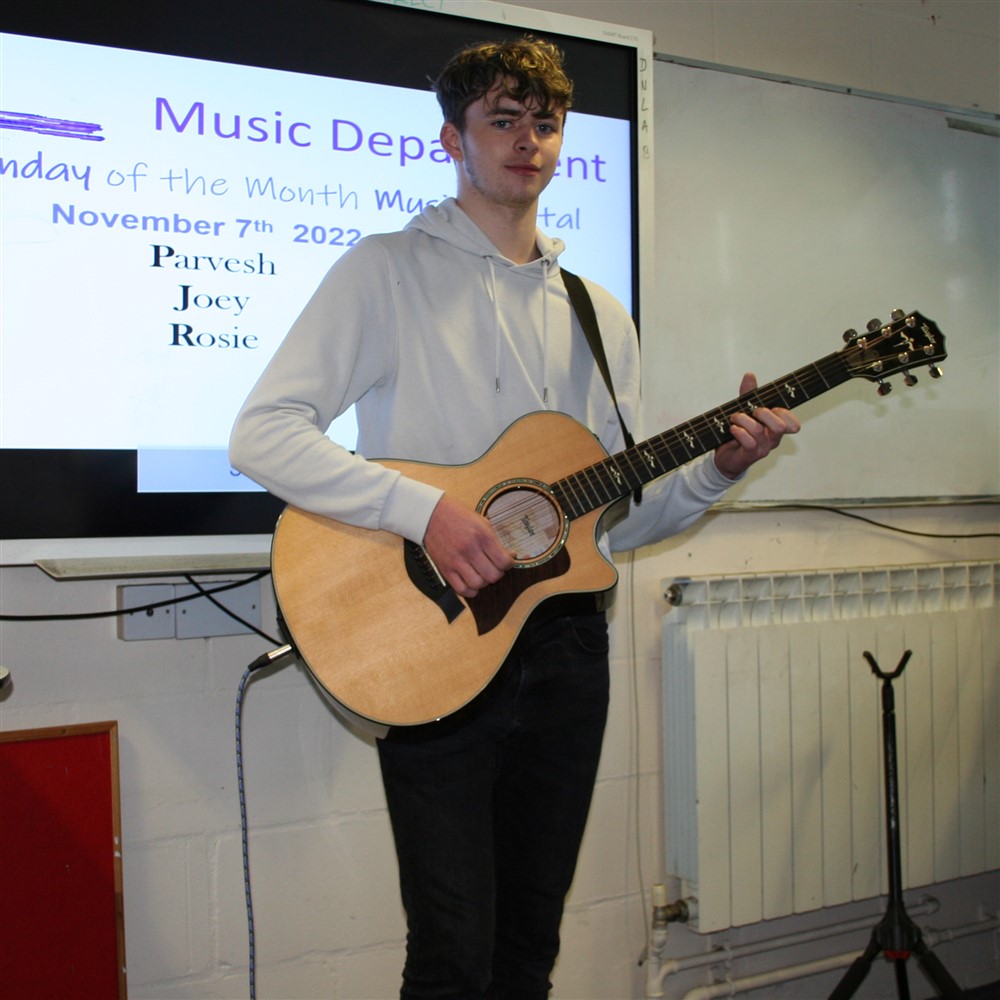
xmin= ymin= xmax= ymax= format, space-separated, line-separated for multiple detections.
xmin=229 ymin=198 xmax=733 ymax=552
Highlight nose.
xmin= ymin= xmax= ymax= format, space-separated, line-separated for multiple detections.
xmin=513 ymin=124 xmax=538 ymax=151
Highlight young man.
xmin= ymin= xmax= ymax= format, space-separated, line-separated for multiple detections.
xmin=230 ymin=37 xmax=799 ymax=999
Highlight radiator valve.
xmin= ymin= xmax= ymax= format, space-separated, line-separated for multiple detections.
xmin=652 ymin=883 xmax=692 ymax=927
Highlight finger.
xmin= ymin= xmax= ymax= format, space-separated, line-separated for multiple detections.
xmin=753 ymin=407 xmax=801 ymax=436
xmin=454 ymin=536 xmax=515 ymax=597
xmin=776 ymin=410 xmax=801 ymax=435
xmin=465 ymin=527 xmax=515 ymax=578
xmin=729 ymin=411 xmax=766 ymax=441
xmin=485 ymin=534 xmax=517 ymax=572
xmin=739 ymin=372 xmax=758 ymax=395
xmin=444 ymin=557 xmax=493 ymax=599
xmin=472 ymin=549 xmax=511 ymax=585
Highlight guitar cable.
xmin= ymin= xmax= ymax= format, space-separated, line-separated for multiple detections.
xmin=235 ymin=639 xmax=298 ymax=1000
xmin=175 ymin=574 xmax=301 ymax=1000
xmin=180 ymin=575 xmax=300 ymax=1000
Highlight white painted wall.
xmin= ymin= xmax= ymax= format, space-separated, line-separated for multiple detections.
xmin=505 ymin=0 xmax=999 ymax=113
xmin=2 ymin=3 xmax=997 ymax=998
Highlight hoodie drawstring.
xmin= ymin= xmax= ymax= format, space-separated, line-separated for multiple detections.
xmin=541 ymin=259 xmax=550 ymax=404
xmin=487 ymin=254 xmax=552 ymax=405
xmin=487 ymin=257 xmax=502 ymax=394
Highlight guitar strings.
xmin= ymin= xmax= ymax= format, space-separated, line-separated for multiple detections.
xmin=486 ymin=491 xmax=562 ymax=552
xmin=553 ymin=343 xmax=900 ymax=514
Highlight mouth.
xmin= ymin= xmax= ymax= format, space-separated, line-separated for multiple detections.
xmin=506 ymin=163 xmax=541 ymax=176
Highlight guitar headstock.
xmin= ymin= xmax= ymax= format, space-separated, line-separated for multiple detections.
xmin=842 ymin=309 xmax=946 ymax=395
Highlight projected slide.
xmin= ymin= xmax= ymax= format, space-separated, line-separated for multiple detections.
xmin=0 ymin=32 xmax=631 ymax=495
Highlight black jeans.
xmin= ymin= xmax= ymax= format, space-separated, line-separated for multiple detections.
xmin=376 ymin=610 xmax=610 ymax=1000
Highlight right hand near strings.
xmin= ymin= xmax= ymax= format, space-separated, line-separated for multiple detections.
xmin=422 ymin=494 xmax=515 ymax=599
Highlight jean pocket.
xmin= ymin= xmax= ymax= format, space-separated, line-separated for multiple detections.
xmin=566 ymin=612 xmax=610 ymax=657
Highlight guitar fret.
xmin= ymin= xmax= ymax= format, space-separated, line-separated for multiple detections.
xmin=648 ymin=436 xmax=683 ymax=471
xmin=602 ymin=456 xmax=631 ymax=495
xmin=667 ymin=425 xmax=706 ymax=458
xmin=571 ymin=471 xmax=602 ymax=512
xmin=615 ymin=453 xmax=647 ymax=492
xmin=708 ymin=410 xmax=730 ymax=439
xmin=618 ymin=459 xmax=643 ymax=494
xmin=689 ymin=409 xmax=730 ymax=447
xmin=624 ymin=447 xmax=655 ymax=483
xmin=571 ymin=471 xmax=599 ymax=511
xmin=809 ymin=361 xmax=833 ymax=390
xmin=581 ymin=463 xmax=616 ymax=505
xmin=555 ymin=475 xmax=588 ymax=518
xmin=776 ymin=372 xmax=809 ymax=403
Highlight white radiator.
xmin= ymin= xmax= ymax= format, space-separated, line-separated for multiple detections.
xmin=662 ymin=561 xmax=999 ymax=934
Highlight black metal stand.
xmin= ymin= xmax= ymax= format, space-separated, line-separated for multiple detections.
xmin=828 ymin=651 xmax=963 ymax=1000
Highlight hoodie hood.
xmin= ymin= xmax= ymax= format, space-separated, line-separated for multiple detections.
xmin=405 ymin=198 xmax=566 ymax=399
xmin=405 ymin=197 xmax=566 ymax=269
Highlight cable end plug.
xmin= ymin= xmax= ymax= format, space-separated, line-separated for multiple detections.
xmin=248 ymin=643 xmax=297 ymax=673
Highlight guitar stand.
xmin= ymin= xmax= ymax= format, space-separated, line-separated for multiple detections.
xmin=828 ymin=651 xmax=962 ymax=1000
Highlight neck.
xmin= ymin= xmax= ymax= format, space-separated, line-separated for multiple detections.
xmin=455 ymin=195 xmax=540 ymax=264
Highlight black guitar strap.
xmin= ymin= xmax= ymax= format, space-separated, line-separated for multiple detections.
xmin=560 ymin=267 xmax=642 ymax=505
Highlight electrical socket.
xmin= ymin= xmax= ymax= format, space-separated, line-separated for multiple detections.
xmin=116 ymin=580 xmax=262 ymax=641
xmin=174 ymin=580 xmax=261 ymax=638
xmin=117 ymin=584 xmax=175 ymax=640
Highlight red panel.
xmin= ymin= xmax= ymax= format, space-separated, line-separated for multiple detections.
xmin=0 ymin=724 xmax=124 ymax=998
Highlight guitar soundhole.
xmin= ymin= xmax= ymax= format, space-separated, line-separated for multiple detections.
xmin=479 ymin=480 xmax=568 ymax=568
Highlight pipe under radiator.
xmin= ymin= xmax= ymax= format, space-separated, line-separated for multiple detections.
xmin=644 ymin=893 xmax=941 ymax=997
xmin=678 ymin=917 xmax=999 ymax=1000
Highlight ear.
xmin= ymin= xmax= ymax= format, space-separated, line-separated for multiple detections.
xmin=440 ymin=121 xmax=463 ymax=162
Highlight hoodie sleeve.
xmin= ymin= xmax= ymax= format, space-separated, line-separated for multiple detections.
xmin=228 ymin=239 xmax=444 ymax=544
xmin=607 ymin=456 xmax=736 ymax=552
xmin=582 ymin=280 xmax=736 ymax=552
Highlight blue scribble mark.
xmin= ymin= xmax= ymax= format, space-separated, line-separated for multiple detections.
xmin=0 ymin=111 xmax=106 ymax=141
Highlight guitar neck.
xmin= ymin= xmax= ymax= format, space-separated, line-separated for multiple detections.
xmin=553 ymin=349 xmax=852 ymax=519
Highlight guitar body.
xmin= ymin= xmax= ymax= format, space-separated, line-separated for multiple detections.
xmin=272 ymin=411 xmax=620 ymax=726
xmin=271 ymin=310 xmax=946 ymax=727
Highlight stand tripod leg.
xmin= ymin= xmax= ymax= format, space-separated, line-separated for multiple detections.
xmin=893 ymin=957 xmax=911 ymax=1000
xmin=827 ymin=934 xmax=879 ymax=1000
xmin=912 ymin=937 xmax=963 ymax=999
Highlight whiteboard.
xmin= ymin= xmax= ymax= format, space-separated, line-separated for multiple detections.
xmin=645 ymin=60 xmax=999 ymax=503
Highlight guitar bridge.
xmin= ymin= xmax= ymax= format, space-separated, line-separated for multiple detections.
xmin=403 ymin=541 xmax=465 ymax=624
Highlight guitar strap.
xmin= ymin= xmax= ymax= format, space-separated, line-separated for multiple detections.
xmin=560 ymin=267 xmax=642 ymax=505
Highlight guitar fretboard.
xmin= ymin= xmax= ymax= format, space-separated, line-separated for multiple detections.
xmin=552 ymin=350 xmax=854 ymax=519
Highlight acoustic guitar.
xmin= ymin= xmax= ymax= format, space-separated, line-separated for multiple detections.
xmin=271 ymin=310 xmax=945 ymax=725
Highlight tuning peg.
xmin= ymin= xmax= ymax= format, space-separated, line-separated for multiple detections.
xmin=843 ymin=328 xmax=859 ymax=343
xmin=876 ymin=379 xmax=893 ymax=396
xmin=866 ymin=318 xmax=883 ymax=333
xmin=903 ymin=372 xmax=918 ymax=387
xmin=929 ymin=365 xmax=943 ymax=379
xmin=890 ymin=308 xmax=905 ymax=322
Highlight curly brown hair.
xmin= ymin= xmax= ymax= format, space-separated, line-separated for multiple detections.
xmin=432 ymin=36 xmax=573 ymax=131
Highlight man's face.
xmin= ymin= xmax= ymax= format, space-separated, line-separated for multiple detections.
xmin=441 ymin=79 xmax=564 ymax=213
